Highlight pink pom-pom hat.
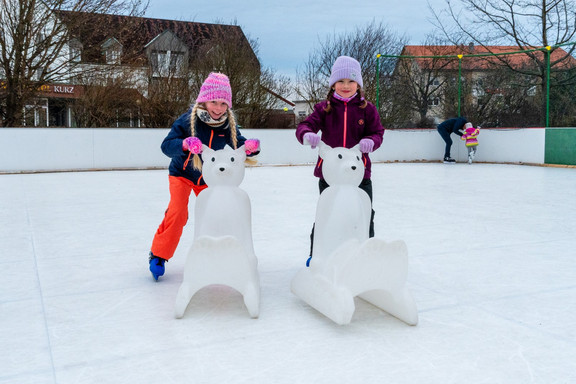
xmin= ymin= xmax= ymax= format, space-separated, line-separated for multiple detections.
xmin=196 ymin=72 xmax=233 ymax=108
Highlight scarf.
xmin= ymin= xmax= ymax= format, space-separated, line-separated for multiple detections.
xmin=333 ymin=92 xmax=358 ymax=103
xmin=196 ymin=105 xmax=228 ymax=128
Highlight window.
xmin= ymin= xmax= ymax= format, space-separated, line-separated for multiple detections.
xmin=36 ymin=28 xmax=48 ymax=46
xmin=70 ymin=46 xmax=81 ymax=62
xmin=152 ymin=50 xmax=185 ymax=76
xmin=33 ymin=67 xmax=45 ymax=81
xmin=169 ymin=51 xmax=184 ymax=71
xmin=102 ymin=38 xmax=122 ymax=65
xmin=154 ymin=50 xmax=168 ymax=73
xmin=69 ymin=39 xmax=82 ymax=62
xmin=473 ymin=79 xmax=485 ymax=97
xmin=106 ymin=48 xmax=121 ymax=64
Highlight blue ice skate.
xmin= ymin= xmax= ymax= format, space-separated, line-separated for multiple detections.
xmin=149 ymin=253 xmax=167 ymax=281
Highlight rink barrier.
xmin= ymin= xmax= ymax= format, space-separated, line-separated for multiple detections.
xmin=0 ymin=127 xmax=574 ymax=173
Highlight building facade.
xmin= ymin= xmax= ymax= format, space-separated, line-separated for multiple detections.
xmin=8 ymin=11 xmax=257 ymax=128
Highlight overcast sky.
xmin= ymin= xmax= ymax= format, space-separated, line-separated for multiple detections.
xmin=145 ymin=0 xmax=449 ymax=79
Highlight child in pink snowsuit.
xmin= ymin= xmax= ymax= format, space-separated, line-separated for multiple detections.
xmin=461 ymin=126 xmax=480 ymax=164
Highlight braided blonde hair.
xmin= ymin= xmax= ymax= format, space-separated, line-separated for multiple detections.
xmin=189 ymin=104 xmax=239 ymax=171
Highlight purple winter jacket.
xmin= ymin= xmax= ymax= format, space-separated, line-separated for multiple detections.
xmin=295 ymin=94 xmax=385 ymax=179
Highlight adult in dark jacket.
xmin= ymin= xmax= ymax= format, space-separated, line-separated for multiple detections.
xmin=149 ymin=72 xmax=260 ymax=281
xmin=437 ymin=117 xmax=471 ymax=163
xmin=295 ymin=56 xmax=385 ymax=265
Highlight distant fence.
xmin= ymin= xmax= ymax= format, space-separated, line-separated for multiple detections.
xmin=1 ymin=126 xmax=574 ymax=173
xmin=376 ymin=42 xmax=576 ymax=128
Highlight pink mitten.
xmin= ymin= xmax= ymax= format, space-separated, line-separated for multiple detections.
xmin=359 ymin=138 xmax=374 ymax=153
xmin=303 ymin=132 xmax=321 ymax=148
xmin=244 ymin=139 xmax=260 ymax=155
xmin=182 ymin=137 xmax=203 ymax=154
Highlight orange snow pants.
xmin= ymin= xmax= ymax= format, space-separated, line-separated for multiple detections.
xmin=150 ymin=176 xmax=207 ymax=260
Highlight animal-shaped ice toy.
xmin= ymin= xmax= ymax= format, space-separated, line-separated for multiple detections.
xmin=174 ymin=145 xmax=260 ymax=319
xmin=291 ymin=142 xmax=418 ymax=325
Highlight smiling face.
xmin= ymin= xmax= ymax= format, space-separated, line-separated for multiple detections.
xmin=204 ymin=100 xmax=229 ymax=120
xmin=333 ymin=79 xmax=359 ymax=98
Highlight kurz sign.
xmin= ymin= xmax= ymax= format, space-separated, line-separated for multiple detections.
xmin=40 ymin=84 xmax=84 ymax=99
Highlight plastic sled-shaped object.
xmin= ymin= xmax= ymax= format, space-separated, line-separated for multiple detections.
xmin=291 ymin=237 xmax=418 ymax=326
xmin=175 ymin=235 xmax=260 ymax=319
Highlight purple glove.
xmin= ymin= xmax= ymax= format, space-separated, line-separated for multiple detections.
xmin=244 ymin=139 xmax=260 ymax=155
xmin=303 ymin=132 xmax=321 ymax=149
xmin=182 ymin=137 xmax=203 ymax=154
xmin=359 ymin=138 xmax=374 ymax=153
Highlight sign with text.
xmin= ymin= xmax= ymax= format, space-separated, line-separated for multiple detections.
xmin=39 ymin=84 xmax=84 ymax=99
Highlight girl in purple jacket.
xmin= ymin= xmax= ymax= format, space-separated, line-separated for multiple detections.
xmin=295 ymin=56 xmax=385 ymax=265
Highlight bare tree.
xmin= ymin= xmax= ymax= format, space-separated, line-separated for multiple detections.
xmin=295 ymin=20 xmax=408 ymax=126
xmin=392 ymin=37 xmax=459 ymax=127
xmin=70 ymin=66 xmax=144 ymax=127
xmin=431 ymin=0 xmax=576 ymax=125
xmin=190 ymin=23 xmax=292 ymax=128
xmin=0 ymin=0 xmax=146 ymax=127
xmin=138 ymin=30 xmax=195 ymax=128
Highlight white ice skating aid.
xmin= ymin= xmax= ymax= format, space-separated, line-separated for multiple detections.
xmin=175 ymin=145 xmax=260 ymax=319
xmin=291 ymin=142 xmax=418 ymax=325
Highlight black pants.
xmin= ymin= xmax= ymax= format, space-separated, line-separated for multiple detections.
xmin=309 ymin=178 xmax=375 ymax=256
xmin=437 ymin=126 xmax=453 ymax=158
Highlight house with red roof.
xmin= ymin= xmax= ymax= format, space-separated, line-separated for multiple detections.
xmin=395 ymin=44 xmax=576 ymax=125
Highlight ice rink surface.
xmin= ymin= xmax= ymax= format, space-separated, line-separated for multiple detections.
xmin=1 ymin=162 xmax=575 ymax=384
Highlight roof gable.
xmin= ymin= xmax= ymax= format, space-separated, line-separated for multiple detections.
xmin=102 ymin=37 xmax=121 ymax=50
xmin=144 ymin=29 xmax=187 ymax=52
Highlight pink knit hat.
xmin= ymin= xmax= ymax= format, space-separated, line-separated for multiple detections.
xmin=196 ymin=72 xmax=233 ymax=108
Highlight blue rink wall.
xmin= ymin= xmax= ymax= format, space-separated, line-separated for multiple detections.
xmin=0 ymin=127 xmax=573 ymax=173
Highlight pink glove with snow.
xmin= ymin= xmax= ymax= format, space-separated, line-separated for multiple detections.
xmin=359 ymin=138 xmax=374 ymax=153
xmin=244 ymin=139 xmax=260 ymax=155
xmin=182 ymin=137 xmax=203 ymax=154
xmin=303 ymin=132 xmax=321 ymax=149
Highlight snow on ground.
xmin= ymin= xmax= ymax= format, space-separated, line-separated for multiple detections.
xmin=1 ymin=162 xmax=575 ymax=384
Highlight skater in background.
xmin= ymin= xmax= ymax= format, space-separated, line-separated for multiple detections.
xmin=295 ymin=55 xmax=385 ymax=266
xmin=461 ymin=125 xmax=480 ymax=164
xmin=437 ymin=117 xmax=472 ymax=163
xmin=149 ymin=72 xmax=261 ymax=281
